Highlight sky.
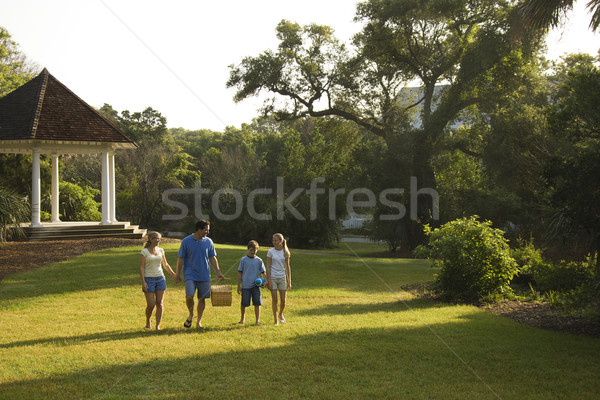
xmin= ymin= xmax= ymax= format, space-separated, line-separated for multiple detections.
xmin=2 ymin=0 xmax=599 ymax=132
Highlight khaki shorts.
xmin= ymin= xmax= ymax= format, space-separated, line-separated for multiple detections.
xmin=270 ymin=276 xmax=287 ymax=290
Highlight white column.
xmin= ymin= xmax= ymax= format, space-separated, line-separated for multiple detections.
xmin=31 ymin=148 xmax=43 ymax=227
xmin=109 ymin=151 xmax=117 ymax=223
xmin=51 ymin=154 xmax=61 ymax=223
xmin=101 ymin=150 xmax=111 ymax=224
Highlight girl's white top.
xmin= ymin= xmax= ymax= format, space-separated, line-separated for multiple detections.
xmin=267 ymin=248 xmax=287 ymax=278
xmin=140 ymin=247 xmax=165 ymax=277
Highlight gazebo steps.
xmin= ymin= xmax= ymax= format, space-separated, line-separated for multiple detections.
xmin=20 ymin=222 xmax=147 ymax=241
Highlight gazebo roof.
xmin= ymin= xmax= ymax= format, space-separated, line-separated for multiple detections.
xmin=0 ymin=68 xmax=136 ymax=154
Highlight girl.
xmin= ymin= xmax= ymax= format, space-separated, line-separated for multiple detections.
xmin=266 ymin=233 xmax=291 ymax=325
xmin=140 ymin=231 xmax=177 ymax=330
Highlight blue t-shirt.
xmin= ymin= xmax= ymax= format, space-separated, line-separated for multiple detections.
xmin=177 ymin=234 xmax=217 ymax=282
xmin=238 ymin=255 xmax=266 ymax=289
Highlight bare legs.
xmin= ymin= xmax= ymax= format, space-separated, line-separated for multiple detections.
xmin=239 ymin=305 xmax=261 ymax=325
xmin=186 ymin=296 xmax=206 ymax=328
xmin=144 ymin=290 xmax=165 ymax=330
xmin=270 ymin=289 xmax=287 ymax=325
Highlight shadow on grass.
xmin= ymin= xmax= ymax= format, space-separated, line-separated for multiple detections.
xmin=0 ymin=324 xmax=243 ymax=350
xmin=2 ymin=319 xmax=598 ymax=400
xmin=295 ymin=297 xmax=447 ymax=317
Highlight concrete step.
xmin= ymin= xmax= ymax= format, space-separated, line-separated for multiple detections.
xmin=18 ymin=222 xmax=147 ymax=241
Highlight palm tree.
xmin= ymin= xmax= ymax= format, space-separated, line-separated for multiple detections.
xmin=0 ymin=186 xmax=30 ymax=242
xmin=519 ymin=0 xmax=600 ymax=32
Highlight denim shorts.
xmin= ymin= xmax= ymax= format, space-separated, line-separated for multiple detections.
xmin=144 ymin=276 xmax=166 ymax=293
xmin=241 ymin=286 xmax=262 ymax=307
xmin=185 ymin=280 xmax=212 ymax=299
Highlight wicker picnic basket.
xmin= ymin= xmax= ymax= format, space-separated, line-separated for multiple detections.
xmin=210 ymin=284 xmax=232 ymax=307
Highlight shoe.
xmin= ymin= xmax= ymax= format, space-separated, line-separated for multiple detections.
xmin=279 ymin=315 xmax=286 ymax=324
xmin=183 ymin=318 xmax=192 ymax=328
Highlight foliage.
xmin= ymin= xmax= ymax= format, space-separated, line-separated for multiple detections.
xmin=56 ymin=182 xmax=101 ymax=222
xmin=544 ymin=54 xmax=600 ymax=274
xmin=173 ymin=117 xmax=360 ymax=247
xmin=531 ymin=258 xmax=594 ymax=293
xmin=518 ymin=0 xmax=600 ymax=32
xmin=0 ymin=185 xmax=29 ymax=241
xmin=510 ymin=238 xmax=545 ymax=284
xmin=97 ymin=104 xmax=200 ymax=229
xmin=415 ymin=216 xmax=517 ymax=303
xmin=0 ymin=26 xmax=37 ymax=96
xmin=228 ymin=0 xmax=544 ymax=250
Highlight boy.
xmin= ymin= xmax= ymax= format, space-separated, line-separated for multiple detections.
xmin=237 ymin=240 xmax=266 ymax=326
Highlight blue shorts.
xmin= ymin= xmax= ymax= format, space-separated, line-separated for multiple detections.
xmin=185 ymin=280 xmax=211 ymax=299
xmin=241 ymin=287 xmax=262 ymax=307
xmin=144 ymin=276 xmax=166 ymax=293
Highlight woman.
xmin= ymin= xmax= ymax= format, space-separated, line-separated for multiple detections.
xmin=266 ymin=233 xmax=292 ymax=325
xmin=140 ymin=231 xmax=176 ymax=330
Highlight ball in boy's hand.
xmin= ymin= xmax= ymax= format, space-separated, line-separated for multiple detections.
xmin=255 ymin=278 xmax=266 ymax=287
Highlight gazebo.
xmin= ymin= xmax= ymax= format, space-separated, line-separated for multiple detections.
xmin=0 ymin=68 xmax=144 ymax=240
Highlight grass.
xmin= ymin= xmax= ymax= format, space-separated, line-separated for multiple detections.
xmin=0 ymin=242 xmax=599 ymax=399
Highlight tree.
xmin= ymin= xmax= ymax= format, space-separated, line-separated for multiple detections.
xmin=544 ymin=54 xmax=600 ymax=273
xmin=97 ymin=104 xmax=200 ymax=229
xmin=0 ymin=26 xmax=37 ymax=96
xmin=518 ymin=0 xmax=600 ymax=32
xmin=228 ymin=0 xmax=543 ymax=249
xmin=55 ymin=182 xmax=101 ymax=222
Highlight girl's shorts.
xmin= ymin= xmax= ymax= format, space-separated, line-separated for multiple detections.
xmin=144 ymin=276 xmax=166 ymax=292
xmin=270 ymin=276 xmax=287 ymax=290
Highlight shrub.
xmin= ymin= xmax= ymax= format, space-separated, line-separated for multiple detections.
xmin=415 ymin=216 xmax=517 ymax=303
xmin=0 ymin=186 xmax=30 ymax=241
xmin=59 ymin=182 xmax=101 ymax=221
xmin=510 ymin=239 xmax=545 ymax=285
xmin=532 ymin=259 xmax=594 ymax=293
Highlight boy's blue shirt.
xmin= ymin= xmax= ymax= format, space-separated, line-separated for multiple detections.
xmin=238 ymin=255 xmax=266 ymax=289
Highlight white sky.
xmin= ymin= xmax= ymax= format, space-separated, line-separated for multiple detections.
xmin=2 ymin=0 xmax=599 ymax=132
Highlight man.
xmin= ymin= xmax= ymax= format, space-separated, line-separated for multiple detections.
xmin=175 ymin=220 xmax=224 ymax=329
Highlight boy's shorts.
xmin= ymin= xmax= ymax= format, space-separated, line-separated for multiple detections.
xmin=185 ymin=280 xmax=211 ymax=299
xmin=270 ymin=276 xmax=287 ymax=290
xmin=144 ymin=276 xmax=166 ymax=292
xmin=241 ymin=286 xmax=262 ymax=307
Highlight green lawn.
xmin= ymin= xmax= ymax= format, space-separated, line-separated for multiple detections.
xmin=0 ymin=242 xmax=598 ymax=399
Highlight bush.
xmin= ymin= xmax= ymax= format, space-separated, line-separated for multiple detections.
xmin=510 ymin=239 xmax=545 ymax=285
xmin=0 ymin=185 xmax=30 ymax=241
xmin=415 ymin=216 xmax=517 ymax=303
xmin=532 ymin=259 xmax=594 ymax=293
xmin=59 ymin=182 xmax=101 ymax=221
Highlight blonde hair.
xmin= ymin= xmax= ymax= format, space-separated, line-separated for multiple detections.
xmin=273 ymin=233 xmax=290 ymax=258
xmin=144 ymin=231 xmax=161 ymax=249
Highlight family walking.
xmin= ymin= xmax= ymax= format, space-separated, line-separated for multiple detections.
xmin=138 ymin=219 xmax=292 ymax=330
